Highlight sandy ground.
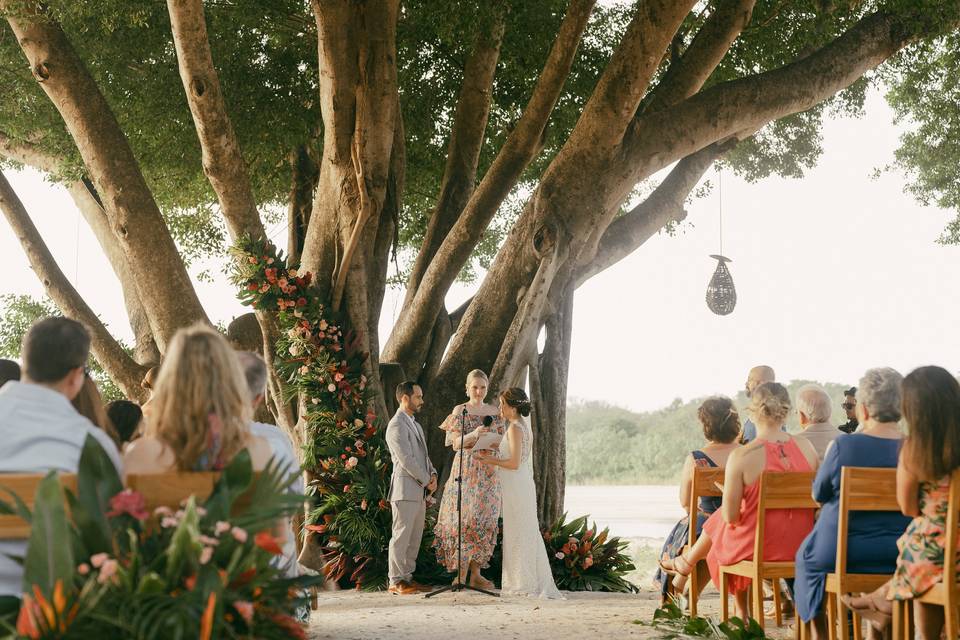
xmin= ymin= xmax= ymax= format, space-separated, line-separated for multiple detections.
xmin=306 ymin=587 xmax=796 ymax=640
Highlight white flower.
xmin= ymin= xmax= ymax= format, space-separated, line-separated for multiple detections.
xmin=555 ymin=552 xmax=565 ymax=559
xmin=312 ymin=398 xmax=320 ymax=405
xmin=328 ymin=383 xmax=337 ymax=392
xmin=345 ymin=457 xmax=358 ymax=470
xmin=354 ymin=419 xmax=364 ymax=427
xmin=289 ymin=344 xmax=302 ymax=356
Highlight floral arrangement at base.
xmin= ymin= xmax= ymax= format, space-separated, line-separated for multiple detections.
xmin=635 ymin=600 xmax=769 ymax=639
xmin=0 ymin=437 xmax=320 ymax=639
xmin=542 ymin=513 xmax=638 ymax=593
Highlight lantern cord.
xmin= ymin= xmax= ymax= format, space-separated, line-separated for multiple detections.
xmin=718 ymin=167 xmax=723 ymax=257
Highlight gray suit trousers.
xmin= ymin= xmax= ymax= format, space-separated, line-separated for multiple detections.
xmin=389 ymin=498 xmax=426 ymax=584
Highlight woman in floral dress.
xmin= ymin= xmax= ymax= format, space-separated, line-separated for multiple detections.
xmin=433 ymin=369 xmax=503 ymax=588
xmin=844 ymin=366 xmax=960 ymax=640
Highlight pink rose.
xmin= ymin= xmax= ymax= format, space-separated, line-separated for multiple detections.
xmin=214 ymin=521 xmax=231 ymax=536
xmin=345 ymin=457 xmax=358 ymax=470
xmin=90 ymin=552 xmax=109 ymax=568
xmin=199 ymin=546 xmax=214 ymax=565
xmin=583 ymin=555 xmax=594 ymax=569
xmin=231 ymin=527 xmax=248 ymax=543
xmin=98 ymin=559 xmax=119 ymax=584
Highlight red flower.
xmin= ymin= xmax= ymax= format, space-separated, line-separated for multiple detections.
xmin=246 ymin=282 xmax=259 ymax=291
xmin=305 ymin=524 xmax=328 ymax=534
xmin=106 ymin=489 xmax=149 ymax=520
xmin=264 ymin=268 xmax=278 ymax=283
xmin=270 ymin=612 xmax=307 ymax=640
xmin=297 ymin=297 xmax=307 ymax=307
xmin=378 ymin=499 xmax=388 ymax=510
xmin=254 ymin=531 xmax=284 ymax=556
xmin=363 ymin=425 xmax=376 ymax=439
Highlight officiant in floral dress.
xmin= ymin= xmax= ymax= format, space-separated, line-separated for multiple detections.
xmin=433 ymin=369 xmax=503 ymax=589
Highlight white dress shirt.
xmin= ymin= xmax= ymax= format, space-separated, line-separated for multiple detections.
xmin=0 ymin=381 xmax=123 ymax=596
xmin=249 ymin=421 xmax=303 ymax=578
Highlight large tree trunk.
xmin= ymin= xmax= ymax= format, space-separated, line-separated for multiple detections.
xmin=4 ymin=3 xmax=209 ymax=348
xmin=529 ymin=285 xmax=573 ymax=529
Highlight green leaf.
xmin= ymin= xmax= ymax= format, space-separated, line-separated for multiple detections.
xmin=74 ymin=434 xmax=124 ymax=555
xmin=164 ymin=498 xmax=202 ymax=584
xmin=202 ymin=448 xmax=254 ymax=522
xmin=22 ymin=471 xmax=74 ymax=596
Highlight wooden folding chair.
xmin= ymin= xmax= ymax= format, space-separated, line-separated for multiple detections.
xmin=797 ymin=467 xmax=901 ymax=640
xmin=0 ymin=473 xmax=78 ymax=539
xmin=687 ymin=466 xmax=725 ymax=618
xmin=892 ymin=467 xmax=960 ymax=640
xmin=719 ymin=470 xmax=817 ymax=633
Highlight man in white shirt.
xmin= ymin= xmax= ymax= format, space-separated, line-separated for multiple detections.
xmin=236 ymin=351 xmax=303 ymax=580
xmin=0 ymin=317 xmax=122 ymax=597
xmin=795 ymin=383 xmax=842 ymax=461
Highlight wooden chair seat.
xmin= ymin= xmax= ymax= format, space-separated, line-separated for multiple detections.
xmin=718 ymin=470 xmax=817 ymax=633
xmin=824 ymin=573 xmax=890 ymax=595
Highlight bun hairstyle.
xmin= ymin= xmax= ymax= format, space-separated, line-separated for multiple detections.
xmin=500 ymin=387 xmax=532 ymax=418
xmin=698 ymin=396 xmax=740 ymax=444
xmin=748 ymin=381 xmax=791 ymax=424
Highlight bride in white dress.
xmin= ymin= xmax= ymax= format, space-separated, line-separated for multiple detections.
xmin=475 ymin=387 xmax=562 ymax=599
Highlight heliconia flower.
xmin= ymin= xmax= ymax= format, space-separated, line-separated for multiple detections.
xmin=214 ymin=521 xmax=231 ymax=536
xmin=231 ymin=527 xmax=248 ymax=543
xmin=199 ymin=546 xmax=214 ymax=565
xmin=199 ymin=592 xmax=217 ymax=640
xmin=555 ymin=552 xmax=565 ymax=559
xmin=254 ymin=531 xmax=283 ymax=556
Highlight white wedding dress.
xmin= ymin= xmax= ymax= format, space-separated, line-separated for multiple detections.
xmin=497 ymin=419 xmax=563 ymax=599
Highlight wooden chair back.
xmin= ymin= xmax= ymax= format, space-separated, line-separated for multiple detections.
xmin=688 ymin=467 xmax=725 ymax=546
xmin=754 ymin=471 xmax=818 ymax=568
xmin=0 ymin=474 xmax=78 ymax=539
xmin=126 ymin=472 xmax=260 ymax=514
xmin=943 ymin=468 xmax=960 ymax=601
xmin=836 ymin=467 xmax=900 ymax=576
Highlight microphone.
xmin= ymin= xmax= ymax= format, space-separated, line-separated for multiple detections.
xmin=461 ymin=406 xmax=469 ymax=416
xmin=482 ymin=415 xmax=493 ymax=427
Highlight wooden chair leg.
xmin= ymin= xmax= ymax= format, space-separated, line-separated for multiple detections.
xmin=838 ymin=594 xmax=850 ymax=640
xmin=754 ymin=578 xmax=766 ymax=632
xmin=826 ymin=591 xmax=838 ymax=640
xmin=945 ymin=599 xmax=956 ymax=640
xmin=689 ymin=562 xmax=699 ymax=618
xmin=774 ymin=580 xmax=784 ymax=627
xmin=851 ymin=612 xmax=863 ymax=640
xmin=310 ymin=585 xmax=319 ymax=610
xmin=720 ymin=570 xmax=730 ymax=622
xmin=891 ymin=600 xmax=906 ymax=640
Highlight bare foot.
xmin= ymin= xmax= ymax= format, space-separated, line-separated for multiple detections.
xmin=470 ymin=574 xmax=495 ymax=590
xmin=842 ymin=592 xmax=892 ymax=630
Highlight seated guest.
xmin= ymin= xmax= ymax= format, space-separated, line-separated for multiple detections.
xmin=838 ymin=386 xmax=859 ymax=434
xmin=660 ymin=383 xmax=819 ymax=621
xmin=0 ymin=359 xmax=19 ymax=388
xmin=72 ymin=374 xmax=121 ymax=446
xmin=105 ymin=399 xmax=143 ymax=446
xmin=795 ymin=384 xmax=841 ymax=461
xmin=656 ymin=397 xmax=741 ymax=602
xmin=0 ymin=318 xmax=122 ymax=596
xmin=741 ymin=365 xmax=784 ymax=442
xmin=123 ymin=325 xmax=271 ymax=474
xmin=236 ymin=351 xmax=303 ymax=579
xmin=845 ymin=366 xmax=960 ymax=640
xmin=794 ymin=368 xmax=910 ymax=640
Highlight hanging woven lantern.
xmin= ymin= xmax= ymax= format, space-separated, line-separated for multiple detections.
xmin=706 ymin=254 xmax=736 ymax=315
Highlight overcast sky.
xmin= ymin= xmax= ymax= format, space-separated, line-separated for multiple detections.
xmin=2 ymin=87 xmax=958 ymax=413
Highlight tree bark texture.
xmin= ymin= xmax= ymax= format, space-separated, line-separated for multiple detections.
xmin=286 ymin=144 xmax=320 ymax=266
xmin=4 ymin=3 xmax=209 ymax=350
xmin=0 ymin=171 xmax=148 ymax=400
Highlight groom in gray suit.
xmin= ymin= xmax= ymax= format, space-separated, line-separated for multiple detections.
xmin=386 ymin=381 xmax=437 ymax=594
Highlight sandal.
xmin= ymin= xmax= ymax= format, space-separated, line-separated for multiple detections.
xmin=658 ymin=552 xmax=694 ymax=577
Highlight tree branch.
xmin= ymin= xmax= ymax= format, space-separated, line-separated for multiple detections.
xmin=644 ymin=0 xmax=757 ymax=111
xmin=3 ymin=3 xmax=209 ymax=349
xmin=382 ymin=0 xmax=596 ymax=374
xmin=576 ymin=143 xmax=727 ymax=286
xmin=0 ymin=171 xmax=148 ymax=400
xmin=404 ymin=7 xmax=506 ymax=296
xmin=621 ymin=9 xmax=956 ymax=190
xmin=166 ymin=0 xmax=267 ymax=241
xmin=0 ymin=131 xmax=160 ymax=364
xmin=286 ymin=144 xmax=319 ymax=266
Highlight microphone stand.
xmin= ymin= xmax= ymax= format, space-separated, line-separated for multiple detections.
xmin=425 ymin=407 xmax=499 ymax=598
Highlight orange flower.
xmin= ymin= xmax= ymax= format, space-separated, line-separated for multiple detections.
xmin=254 ymin=530 xmax=284 ymax=555
xmin=16 ymin=593 xmax=40 ymax=638
xmin=199 ymin=592 xmax=217 ymax=640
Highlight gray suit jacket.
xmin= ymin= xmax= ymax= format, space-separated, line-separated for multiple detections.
xmin=386 ymin=409 xmax=436 ymax=502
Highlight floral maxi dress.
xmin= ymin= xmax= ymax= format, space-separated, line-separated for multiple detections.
xmin=889 ymin=475 xmax=960 ymax=599
xmin=433 ymin=410 xmax=504 ymax=572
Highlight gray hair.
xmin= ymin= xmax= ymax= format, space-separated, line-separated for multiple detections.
xmin=236 ymin=351 xmax=267 ymax=399
xmin=796 ymin=384 xmax=832 ymax=423
xmin=858 ymin=367 xmax=903 ymax=423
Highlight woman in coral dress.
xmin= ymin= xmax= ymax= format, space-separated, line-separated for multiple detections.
xmin=433 ymin=369 xmax=503 ymax=588
xmin=659 ymin=382 xmax=819 ymax=621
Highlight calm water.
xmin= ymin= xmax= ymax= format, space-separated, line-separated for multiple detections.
xmin=563 ymin=485 xmax=683 ymax=540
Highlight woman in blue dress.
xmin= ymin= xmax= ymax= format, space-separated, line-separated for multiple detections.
xmin=655 ymin=397 xmax=740 ymax=603
xmin=794 ymin=368 xmax=911 ymax=640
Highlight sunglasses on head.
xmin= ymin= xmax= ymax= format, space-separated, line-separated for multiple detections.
xmin=841 ymin=402 xmax=855 ymax=410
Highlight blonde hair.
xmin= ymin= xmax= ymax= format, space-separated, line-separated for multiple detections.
xmin=148 ymin=324 xmax=252 ymax=471
xmin=748 ymin=382 xmax=791 ymax=425
xmin=465 ymin=369 xmax=489 ymax=394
